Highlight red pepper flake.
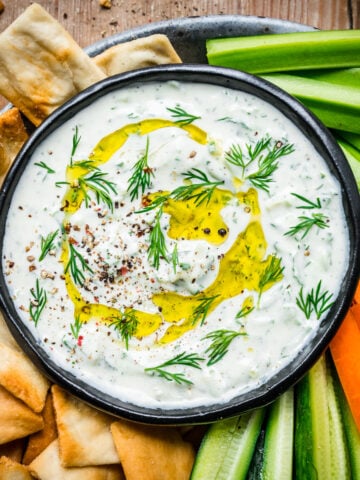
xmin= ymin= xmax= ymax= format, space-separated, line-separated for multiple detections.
xmin=120 ymin=266 xmax=128 ymax=276
xmin=77 ymin=335 xmax=84 ymax=347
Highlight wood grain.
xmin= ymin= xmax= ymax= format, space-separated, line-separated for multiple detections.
xmin=0 ymin=0 xmax=357 ymax=51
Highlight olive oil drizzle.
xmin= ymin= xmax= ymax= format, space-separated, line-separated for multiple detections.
xmin=58 ymin=118 xmax=284 ymax=356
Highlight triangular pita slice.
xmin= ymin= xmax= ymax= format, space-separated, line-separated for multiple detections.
xmin=0 ymin=107 xmax=28 ymax=185
xmin=0 ymin=3 xmax=105 ymax=126
xmin=29 ymin=440 xmax=124 ymax=480
xmin=111 ymin=419 xmax=195 ymax=480
xmin=0 ymin=439 xmax=26 ymax=463
xmin=22 ymin=391 xmax=58 ymax=465
xmin=93 ymin=34 xmax=182 ymax=76
xmin=0 ymin=456 xmax=33 ymax=480
xmin=52 ymin=385 xmax=119 ymax=467
xmin=0 ymin=385 xmax=44 ymax=445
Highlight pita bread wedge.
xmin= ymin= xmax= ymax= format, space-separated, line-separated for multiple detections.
xmin=0 ymin=342 xmax=50 ymax=413
xmin=0 ymin=107 xmax=28 ymax=186
xmin=0 ymin=3 xmax=105 ymax=126
xmin=0 ymin=456 xmax=33 ymax=480
xmin=0 ymin=310 xmax=19 ymax=350
xmin=22 ymin=392 xmax=58 ymax=465
xmin=111 ymin=419 xmax=195 ymax=480
xmin=94 ymin=34 xmax=181 ymax=76
xmin=0 ymin=385 xmax=44 ymax=445
xmin=51 ymin=385 xmax=119 ymax=467
xmin=29 ymin=440 xmax=124 ymax=480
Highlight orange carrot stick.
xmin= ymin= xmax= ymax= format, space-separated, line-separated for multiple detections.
xmin=330 ymin=308 xmax=360 ymax=432
xmin=353 ymin=281 xmax=360 ymax=305
xmin=351 ymin=303 xmax=360 ymax=331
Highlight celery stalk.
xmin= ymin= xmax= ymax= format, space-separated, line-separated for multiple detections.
xmin=294 ymin=67 xmax=360 ymax=87
xmin=336 ymin=130 xmax=360 ymax=151
xmin=259 ymin=73 xmax=360 ymax=134
xmin=336 ymin=138 xmax=360 ymax=189
xmin=206 ymin=30 xmax=360 ymax=73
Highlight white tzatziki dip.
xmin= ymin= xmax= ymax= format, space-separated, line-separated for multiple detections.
xmin=2 ymin=81 xmax=349 ymax=409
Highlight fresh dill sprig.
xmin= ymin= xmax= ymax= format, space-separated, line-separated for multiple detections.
xmin=109 ymin=310 xmax=139 ymax=349
xmin=29 ymin=279 xmax=47 ymax=326
xmin=145 ymin=351 xmax=204 ymax=385
xmin=285 ymin=213 xmax=329 ymax=239
xmin=291 ymin=193 xmax=322 ymax=209
xmin=171 ymin=168 xmax=224 ymax=206
xmin=296 ymin=280 xmax=334 ymax=320
xmin=65 ymin=243 xmax=93 ymax=286
xmin=147 ymin=206 xmax=169 ymax=269
xmin=235 ymin=304 xmax=255 ymax=319
xmin=203 ymin=329 xmax=246 ymax=366
xmin=34 ymin=161 xmax=55 ymax=174
xmin=39 ymin=229 xmax=59 ymax=261
xmin=78 ymin=171 xmax=117 ymax=212
xmin=191 ymin=294 xmax=220 ymax=326
xmin=171 ymin=243 xmax=179 ymax=273
xmin=127 ymin=137 xmax=154 ymax=201
xmin=70 ymin=126 xmax=81 ymax=166
xmin=70 ymin=315 xmax=82 ymax=339
xmin=225 ymin=137 xmax=294 ymax=192
xmin=72 ymin=159 xmax=99 ymax=170
xmin=167 ymin=105 xmax=201 ymax=125
xmin=136 ymin=194 xmax=169 ymax=214
xmin=258 ymin=256 xmax=284 ymax=303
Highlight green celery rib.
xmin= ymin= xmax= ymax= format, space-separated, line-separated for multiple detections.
xmin=206 ymin=30 xmax=360 ymax=73
xmin=336 ymin=138 xmax=360 ymax=190
xmin=190 ymin=408 xmax=265 ymax=480
xmin=293 ymin=67 xmax=360 ymax=87
xmin=259 ymin=73 xmax=360 ymax=134
xmin=335 ymin=130 xmax=360 ymax=151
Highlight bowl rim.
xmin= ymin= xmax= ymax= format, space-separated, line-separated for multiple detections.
xmin=1 ymin=64 xmax=359 ymax=424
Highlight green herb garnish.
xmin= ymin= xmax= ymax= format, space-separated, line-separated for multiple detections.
xmin=235 ymin=305 xmax=255 ymax=319
xmin=258 ymin=256 xmax=284 ymax=303
xmin=70 ymin=315 xmax=82 ymax=339
xmin=127 ymin=137 xmax=154 ymax=201
xmin=39 ymin=229 xmax=59 ymax=261
xmin=191 ymin=294 xmax=220 ymax=326
xmin=171 ymin=243 xmax=179 ymax=273
xmin=167 ymin=105 xmax=201 ymax=125
xmin=29 ymin=279 xmax=47 ymax=326
xmin=65 ymin=243 xmax=93 ymax=287
xmin=296 ymin=280 xmax=334 ymax=320
xmin=70 ymin=126 xmax=81 ymax=165
xmin=225 ymin=137 xmax=294 ymax=192
xmin=34 ymin=161 xmax=55 ymax=174
xmin=171 ymin=168 xmax=224 ymax=206
xmin=145 ymin=352 xmax=204 ymax=385
xmin=285 ymin=213 xmax=329 ymax=239
xmin=147 ymin=206 xmax=169 ymax=269
xmin=291 ymin=193 xmax=322 ymax=209
xmin=109 ymin=310 xmax=139 ymax=349
xmin=78 ymin=171 xmax=117 ymax=212
xmin=203 ymin=329 xmax=246 ymax=366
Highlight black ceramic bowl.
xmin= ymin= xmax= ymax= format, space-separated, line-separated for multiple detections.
xmin=0 ymin=64 xmax=359 ymax=425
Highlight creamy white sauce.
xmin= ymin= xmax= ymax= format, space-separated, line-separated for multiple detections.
xmin=2 ymin=81 xmax=349 ymax=409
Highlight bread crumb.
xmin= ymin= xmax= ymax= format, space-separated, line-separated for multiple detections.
xmin=99 ymin=0 xmax=112 ymax=8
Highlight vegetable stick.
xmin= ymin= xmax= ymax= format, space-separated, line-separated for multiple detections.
xmin=330 ymin=308 xmax=360 ymax=432
xmin=206 ymin=30 xmax=360 ymax=73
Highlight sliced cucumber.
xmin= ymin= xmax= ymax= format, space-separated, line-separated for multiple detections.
xmin=295 ymin=354 xmax=351 ymax=479
xmin=261 ymin=388 xmax=294 ymax=480
xmin=190 ymin=408 xmax=265 ymax=480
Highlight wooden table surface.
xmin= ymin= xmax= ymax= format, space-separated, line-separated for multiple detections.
xmin=0 ymin=0 xmax=358 ymax=49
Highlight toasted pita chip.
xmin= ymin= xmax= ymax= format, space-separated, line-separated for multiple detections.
xmin=0 ymin=310 xmax=19 ymax=349
xmin=111 ymin=419 xmax=195 ymax=480
xmin=0 ymin=439 xmax=26 ymax=463
xmin=0 ymin=107 xmax=28 ymax=185
xmin=0 ymin=342 xmax=50 ymax=413
xmin=93 ymin=34 xmax=181 ymax=76
xmin=29 ymin=440 xmax=124 ymax=480
xmin=0 ymin=456 xmax=32 ymax=480
xmin=22 ymin=392 xmax=57 ymax=465
xmin=0 ymin=3 xmax=105 ymax=126
xmin=0 ymin=385 xmax=43 ymax=445
xmin=51 ymin=385 xmax=119 ymax=467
